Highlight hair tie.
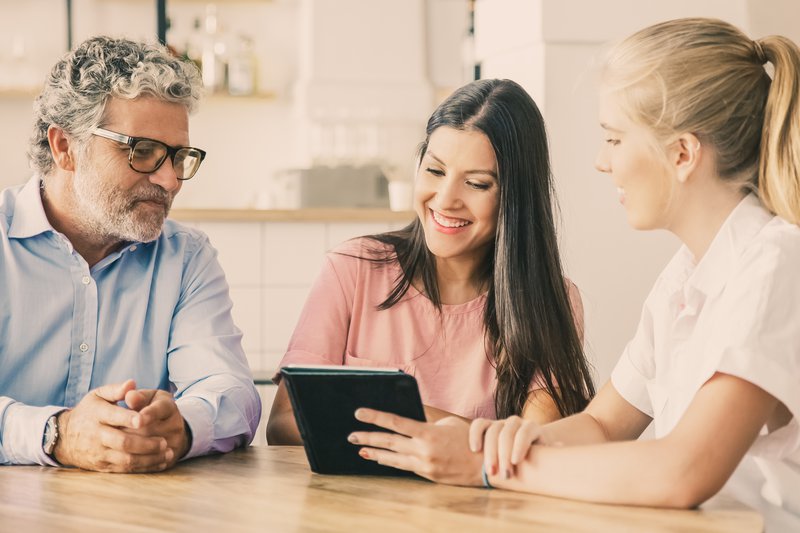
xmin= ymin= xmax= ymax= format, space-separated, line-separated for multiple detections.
xmin=753 ymin=40 xmax=768 ymax=65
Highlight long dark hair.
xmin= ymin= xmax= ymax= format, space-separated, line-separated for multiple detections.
xmin=362 ymin=79 xmax=594 ymax=418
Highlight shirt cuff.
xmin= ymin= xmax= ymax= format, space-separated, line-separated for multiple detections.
xmin=3 ymin=403 xmax=65 ymax=466
xmin=176 ymin=396 xmax=215 ymax=460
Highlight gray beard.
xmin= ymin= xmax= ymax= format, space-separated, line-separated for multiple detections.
xmin=70 ymin=168 xmax=173 ymax=244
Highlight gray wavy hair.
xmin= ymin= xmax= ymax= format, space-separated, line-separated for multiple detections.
xmin=30 ymin=35 xmax=203 ymax=176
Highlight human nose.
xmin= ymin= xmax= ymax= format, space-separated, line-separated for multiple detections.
xmin=148 ymin=157 xmax=181 ymax=193
xmin=434 ymin=176 xmax=463 ymax=209
xmin=594 ymin=146 xmax=611 ymax=174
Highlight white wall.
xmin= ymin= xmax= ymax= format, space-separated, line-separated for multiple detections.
xmin=0 ymin=0 xmax=68 ymax=187
xmin=474 ymin=0 xmax=800 ymax=383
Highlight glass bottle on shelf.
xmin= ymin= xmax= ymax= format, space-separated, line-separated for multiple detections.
xmin=227 ymin=34 xmax=256 ymax=96
xmin=201 ymin=4 xmax=227 ymax=93
xmin=461 ymin=0 xmax=479 ymax=82
xmin=183 ymin=17 xmax=203 ymax=71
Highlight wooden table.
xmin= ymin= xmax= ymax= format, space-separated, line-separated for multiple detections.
xmin=0 ymin=447 xmax=762 ymax=532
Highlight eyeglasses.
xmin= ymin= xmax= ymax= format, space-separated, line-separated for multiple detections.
xmin=91 ymin=128 xmax=207 ymax=180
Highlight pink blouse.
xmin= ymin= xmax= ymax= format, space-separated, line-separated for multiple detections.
xmin=277 ymin=238 xmax=582 ymax=420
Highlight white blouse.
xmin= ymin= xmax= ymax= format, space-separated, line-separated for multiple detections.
xmin=611 ymin=194 xmax=800 ymax=518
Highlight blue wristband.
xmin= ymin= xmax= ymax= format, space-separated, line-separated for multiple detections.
xmin=481 ymin=463 xmax=493 ymax=489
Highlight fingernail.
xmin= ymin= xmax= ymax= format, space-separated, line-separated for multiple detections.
xmin=358 ymin=449 xmax=369 ymax=459
xmin=354 ymin=409 xmax=364 ymax=419
xmin=347 ymin=434 xmax=358 ymax=444
xmin=131 ymin=415 xmax=140 ymax=428
xmin=160 ymin=439 xmax=168 ymax=451
xmin=165 ymin=449 xmax=174 ymax=462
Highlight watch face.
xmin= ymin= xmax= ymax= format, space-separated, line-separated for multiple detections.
xmin=43 ymin=415 xmax=58 ymax=455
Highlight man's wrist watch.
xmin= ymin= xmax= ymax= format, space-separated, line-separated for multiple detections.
xmin=42 ymin=413 xmax=61 ymax=459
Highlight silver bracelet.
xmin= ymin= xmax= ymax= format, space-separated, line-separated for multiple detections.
xmin=481 ymin=463 xmax=493 ymax=489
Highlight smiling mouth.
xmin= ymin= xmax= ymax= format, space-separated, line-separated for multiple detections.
xmin=430 ymin=209 xmax=471 ymax=228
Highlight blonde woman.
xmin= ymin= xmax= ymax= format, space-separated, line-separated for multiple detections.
xmin=349 ymin=18 xmax=800 ymax=523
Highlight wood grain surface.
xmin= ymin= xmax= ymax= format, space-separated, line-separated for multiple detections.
xmin=0 ymin=446 xmax=763 ymax=532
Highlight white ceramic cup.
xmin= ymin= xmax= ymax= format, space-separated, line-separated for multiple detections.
xmin=388 ymin=181 xmax=414 ymax=211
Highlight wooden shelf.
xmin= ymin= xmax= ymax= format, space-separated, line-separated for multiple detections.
xmin=169 ymin=207 xmax=416 ymax=222
xmin=0 ymin=88 xmax=40 ymax=98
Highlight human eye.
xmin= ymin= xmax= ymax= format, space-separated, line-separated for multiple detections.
xmin=466 ymin=180 xmax=491 ymax=191
xmin=173 ymin=149 xmax=188 ymax=165
xmin=131 ymin=140 xmax=166 ymax=164
xmin=425 ymin=167 xmax=445 ymax=177
xmin=136 ymin=145 xmax=157 ymax=156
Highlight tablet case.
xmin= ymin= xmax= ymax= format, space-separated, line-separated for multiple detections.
xmin=280 ymin=366 xmax=426 ymax=476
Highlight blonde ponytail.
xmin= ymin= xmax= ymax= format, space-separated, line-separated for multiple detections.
xmin=758 ymin=36 xmax=800 ymax=225
xmin=601 ymin=18 xmax=800 ymax=225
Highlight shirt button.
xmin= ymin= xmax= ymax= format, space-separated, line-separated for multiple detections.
xmin=81 ymin=276 xmax=91 ymax=285
xmin=79 ymin=343 xmax=89 ymax=352
xmin=129 ymin=245 xmax=137 ymax=252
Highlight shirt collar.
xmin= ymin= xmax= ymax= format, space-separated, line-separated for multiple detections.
xmin=7 ymin=176 xmax=55 ymax=240
xmin=667 ymin=194 xmax=774 ymax=298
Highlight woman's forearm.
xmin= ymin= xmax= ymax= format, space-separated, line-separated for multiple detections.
xmin=538 ymin=412 xmax=612 ymax=446
xmin=424 ymin=405 xmax=468 ymax=423
xmin=537 ymin=381 xmax=652 ymax=445
xmin=491 ymin=374 xmax=776 ymax=508
xmin=265 ymin=412 xmax=303 ymax=445
xmin=488 ymin=438 xmax=704 ymax=508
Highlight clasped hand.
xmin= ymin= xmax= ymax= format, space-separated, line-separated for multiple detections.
xmin=54 ymin=379 xmax=189 ymax=473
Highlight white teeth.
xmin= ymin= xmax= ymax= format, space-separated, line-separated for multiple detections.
xmin=432 ymin=210 xmax=470 ymax=228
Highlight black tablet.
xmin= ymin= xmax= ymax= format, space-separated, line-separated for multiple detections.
xmin=280 ymin=365 xmax=426 ymax=476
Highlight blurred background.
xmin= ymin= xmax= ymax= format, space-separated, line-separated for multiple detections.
xmin=1 ymin=0 xmax=798 ymax=441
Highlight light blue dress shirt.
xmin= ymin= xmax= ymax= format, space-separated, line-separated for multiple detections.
xmin=0 ymin=177 xmax=261 ymax=465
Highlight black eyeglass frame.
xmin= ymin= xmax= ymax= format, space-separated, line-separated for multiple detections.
xmin=91 ymin=127 xmax=207 ymax=181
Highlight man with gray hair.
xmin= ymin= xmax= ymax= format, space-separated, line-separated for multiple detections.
xmin=0 ymin=36 xmax=261 ymax=472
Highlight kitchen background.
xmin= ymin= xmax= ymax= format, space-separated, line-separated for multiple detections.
xmin=1 ymin=0 xmax=798 ymax=443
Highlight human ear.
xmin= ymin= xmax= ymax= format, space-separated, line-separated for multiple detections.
xmin=47 ymin=126 xmax=77 ymax=172
xmin=669 ymin=133 xmax=702 ymax=184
